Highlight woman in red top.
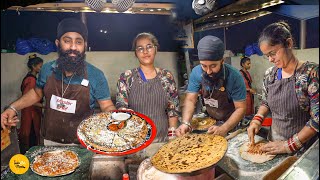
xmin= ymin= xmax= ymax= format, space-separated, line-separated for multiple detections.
xmin=19 ymin=54 xmax=44 ymax=153
xmin=240 ymin=56 xmax=256 ymax=116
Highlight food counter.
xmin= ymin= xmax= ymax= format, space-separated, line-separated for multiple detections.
xmin=279 ymin=139 xmax=319 ymax=180
xmin=1 ymin=119 xmax=319 ymax=180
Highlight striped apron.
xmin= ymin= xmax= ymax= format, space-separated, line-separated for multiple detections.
xmin=267 ymin=67 xmax=317 ymax=150
xmin=128 ymin=71 xmax=168 ymax=143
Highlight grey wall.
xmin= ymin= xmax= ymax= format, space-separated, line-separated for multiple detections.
xmin=230 ymin=48 xmax=319 ymax=108
xmin=1 ymin=51 xmax=179 ymax=112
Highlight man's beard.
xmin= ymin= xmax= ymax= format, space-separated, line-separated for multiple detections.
xmin=202 ymin=64 xmax=224 ymax=87
xmin=56 ymin=46 xmax=86 ymax=76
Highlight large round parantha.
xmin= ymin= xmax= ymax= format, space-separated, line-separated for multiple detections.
xmin=239 ymin=141 xmax=276 ymax=163
xmin=191 ymin=117 xmax=216 ymax=130
xmin=151 ymin=134 xmax=227 ymax=174
xmin=77 ymin=111 xmax=149 ymax=153
xmin=30 ymin=150 xmax=80 ymax=177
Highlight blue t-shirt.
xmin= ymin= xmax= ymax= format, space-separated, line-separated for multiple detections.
xmin=36 ymin=60 xmax=111 ymax=109
xmin=187 ymin=63 xmax=246 ymax=102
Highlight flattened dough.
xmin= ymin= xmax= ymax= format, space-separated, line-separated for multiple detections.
xmin=239 ymin=141 xmax=276 ymax=163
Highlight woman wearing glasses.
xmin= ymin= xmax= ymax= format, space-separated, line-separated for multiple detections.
xmin=247 ymin=21 xmax=319 ymax=155
xmin=116 ymin=32 xmax=179 ymax=142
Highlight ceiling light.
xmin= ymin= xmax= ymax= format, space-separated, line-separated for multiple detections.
xmin=157 ymin=9 xmax=162 ymax=11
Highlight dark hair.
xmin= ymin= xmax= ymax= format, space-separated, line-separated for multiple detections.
xmin=132 ymin=32 xmax=160 ymax=53
xmin=27 ymin=54 xmax=43 ymax=70
xmin=240 ymin=56 xmax=250 ymax=67
xmin=258 ymin=21 xmax=293 ymax=48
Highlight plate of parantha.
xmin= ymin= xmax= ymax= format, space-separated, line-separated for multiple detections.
xmin=30 ymin=150 xmax=80 ymax=177
xmin=77 ymin=110 xmax=156 ymax=156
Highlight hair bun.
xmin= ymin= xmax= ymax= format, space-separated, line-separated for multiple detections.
xmin=29 ymin=54 xmax=37 ymax=59
xmin=278 ymin=21 xmax=291 ymax=32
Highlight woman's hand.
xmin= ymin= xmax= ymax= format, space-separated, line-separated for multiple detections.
xmin=207 ymin=125 xmax=228 ymax=136
xmin=247 ymin=120 xmax=261 ymax=144
xmin=261 ymin=141 xmax=288 ymax=155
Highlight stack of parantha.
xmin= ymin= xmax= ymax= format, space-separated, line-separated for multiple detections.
xmin=191 ymin=117 xmax=216 ymax=131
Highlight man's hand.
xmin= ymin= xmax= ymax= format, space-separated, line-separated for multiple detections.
xmin=207 ymin=125 xmax=228 ymax=136
xmin=175 ymin=124 xmax=191 ymax=137
xmin=1 ymin=109 xmax=20 ymax=130
xmin=249 ymin=88 xmax=256 ymax=94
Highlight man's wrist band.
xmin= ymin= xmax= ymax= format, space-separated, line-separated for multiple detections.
xmin=181 ymin=121 xmax=193 ymax=131
xmin=8 ymin=106 xmax=18 ymax=116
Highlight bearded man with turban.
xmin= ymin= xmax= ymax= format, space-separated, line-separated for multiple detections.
xmin=1 ymin=18 xmax=116 ymax=146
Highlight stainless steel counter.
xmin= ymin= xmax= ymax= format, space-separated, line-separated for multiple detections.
xmin=279 ymin=139 xmax=319 ymax=180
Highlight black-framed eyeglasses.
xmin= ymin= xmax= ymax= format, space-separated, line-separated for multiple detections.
xmin=263 ymin=47 xmax=283 ymax=60
xmin=135 ymin=44 xmax=156 ymax=53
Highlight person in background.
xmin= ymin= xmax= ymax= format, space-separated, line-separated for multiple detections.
xmin=239 ymin=56 xmax=256 ymax=117
xmin=1 ymin=18 xmax=116 ymax=146
xmin=116 ymin=32 xmax=179 ymax=142
xmin=247 ymin=21 xmax=319 ymax=155
xmin=175 ymin=35 xmax=246 ymax=137
xmin=19 ymin=54 xmax=44 ymax=153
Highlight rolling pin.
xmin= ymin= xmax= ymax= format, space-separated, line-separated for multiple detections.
xmin=225 ymin=128 xmax=247 ymax=140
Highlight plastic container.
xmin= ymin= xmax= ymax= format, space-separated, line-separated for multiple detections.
xmin=122 ymin=173 xmax=129 ymax=180
xmin=262 ymin=117 xmax=272 ymax=126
